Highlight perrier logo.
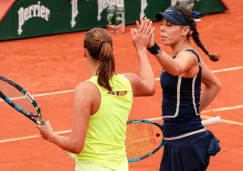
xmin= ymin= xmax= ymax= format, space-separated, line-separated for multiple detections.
xmin=71 ymin=0 xmax=78 ymax=28
xmin=18 ymin=1 xmax=50 ymax=35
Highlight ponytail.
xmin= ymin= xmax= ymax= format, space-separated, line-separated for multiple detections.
xmin=191 ymin=22 xmax=221 ymax=62
xmin=84 ymin=28 xmax=115 ymax=92
xmin=96 ymin=41 xmax=115 ymax=91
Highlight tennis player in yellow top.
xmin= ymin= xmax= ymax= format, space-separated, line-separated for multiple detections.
xmin=37 ymin=19 xmax=155 ymax=171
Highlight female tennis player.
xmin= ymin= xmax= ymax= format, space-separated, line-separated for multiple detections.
xmin=36 ymin=21 xmax=155 ymax=171
xmin=133 ymin=5 xmax=222 ymax=171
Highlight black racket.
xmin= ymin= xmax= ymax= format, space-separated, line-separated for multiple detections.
xmin=0 ymin=75 xmax=45 ymax=125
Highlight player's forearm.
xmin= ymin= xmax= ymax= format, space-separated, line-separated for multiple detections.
xmin=137 ymin=49 xmax=155 ymax=94
xmin=147 ymin=43 xmax=180 ymax=76
xmin=50 ymin=134 xmax=83 ymax=154
xmin=200 ymin=86 xmax=221 ymax=112
xmin=156 ymin=51 xmax=181 ymax=76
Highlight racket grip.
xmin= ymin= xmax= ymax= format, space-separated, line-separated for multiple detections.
xmin=201 ymin=116 xmax=221 ymax=126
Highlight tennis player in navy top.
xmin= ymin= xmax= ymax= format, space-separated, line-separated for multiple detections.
xmin=132 ymin=5 xmax=222 ymax=171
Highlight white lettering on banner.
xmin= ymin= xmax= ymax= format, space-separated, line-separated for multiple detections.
xmin=18 ymin=1 xmax=50 ymax=35
xmin=71 ymin=0 xmax=79 ymax=27
xmin=140 ymin=0 xmax=147 ymax=17
xmin=171 ymin=0 xmax=199 ymax=6
xmin=97 ymin=0 xmax=110 ymax=21
xmin=97 ymin=0 xmax=148 ymax=21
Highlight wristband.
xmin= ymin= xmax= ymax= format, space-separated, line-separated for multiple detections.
xmin=147 ymin=42 xmax=162 ymax=57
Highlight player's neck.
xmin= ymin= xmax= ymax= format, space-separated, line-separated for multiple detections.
xmin=171 ymin=40 xmax=190 ymax=57
xmin=89 ymin=62 xmax=99 ymax=76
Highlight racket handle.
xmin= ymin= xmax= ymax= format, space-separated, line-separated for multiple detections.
xmin=202 ymin=116 xmax=221 ymax=126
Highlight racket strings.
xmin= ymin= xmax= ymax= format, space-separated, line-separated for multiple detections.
xmin=126 ymin=122 xmax=163 ymax=159
xmin=0 ymin=80 xmax=38 ymax=117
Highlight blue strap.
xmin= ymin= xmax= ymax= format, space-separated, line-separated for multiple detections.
xmin=186 ymin=49 xmax=200 ymax=63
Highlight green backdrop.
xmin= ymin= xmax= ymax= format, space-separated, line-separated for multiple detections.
xmin=0 ymin=0 xmax=227 ymax=41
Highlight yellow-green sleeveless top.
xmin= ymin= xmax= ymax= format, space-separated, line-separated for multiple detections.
xmin=76 ymin=74 xmax=133 ymax=171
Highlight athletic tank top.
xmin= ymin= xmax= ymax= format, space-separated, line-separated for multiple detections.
xmin=160 ymin=49 xmax=204 ymax=138
xmin=76 ymin=74 xmax=133 ymax=171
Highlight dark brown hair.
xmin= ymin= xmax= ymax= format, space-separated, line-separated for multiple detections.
xmin=84 ymin=28 xmax=115 ymax=91
xmin=173 ymin=5 xmax=220 ymax=62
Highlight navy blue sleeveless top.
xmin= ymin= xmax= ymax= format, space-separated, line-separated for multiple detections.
xmin=160 ymin=49 xmax=204 ymax=138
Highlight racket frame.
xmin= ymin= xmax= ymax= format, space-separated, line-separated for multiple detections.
xmin=126 ymin=116 xmax=221 ymax=162
xmin=0 ymin=76 xmax=45 ymax=125
xmin=126 ymin=119 xmax=164 ymax=162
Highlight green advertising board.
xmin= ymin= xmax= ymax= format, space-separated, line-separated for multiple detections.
xmin=0 ymin=0 xmax=227 ymax=41
xmin=194 ymin=0 xmax=227 ymax=14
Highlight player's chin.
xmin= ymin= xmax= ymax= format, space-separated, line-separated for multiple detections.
xmin=160 ymin=41 xmax=171 ymax=46
xmin=160 ymin=38 xmax=171 ymax=46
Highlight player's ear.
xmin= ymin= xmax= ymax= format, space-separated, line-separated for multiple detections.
xmin=84 ymin=48 xmax=89 ymax=58
xmin=182 ymin=26 xmax=190 ymax=36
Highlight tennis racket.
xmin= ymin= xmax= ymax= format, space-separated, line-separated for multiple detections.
xmin=126 ymin=116 xmax=221 ymax=162
xmin=0 ymin=75 xmax=45 ymax=126
xmin=65 ymin=116 xmax=221 ymax=161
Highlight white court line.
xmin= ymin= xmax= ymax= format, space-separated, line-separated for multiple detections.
xmin=0 ymin=89 xmax=74 ymax=102
xmin=0 ymin=66 xmax=243 ymax=102
xmin=0 ymin=130 xmax=71 ymax=143
xmin=148 ymin=105 xmax=243 ymax=126
xmin=155 ymin=66 xmax=243 ymax=81
xmin=0 ymin=104 xmax=243 ymax=144
xmin=212 ymin=66 xmax=243 ymax=73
